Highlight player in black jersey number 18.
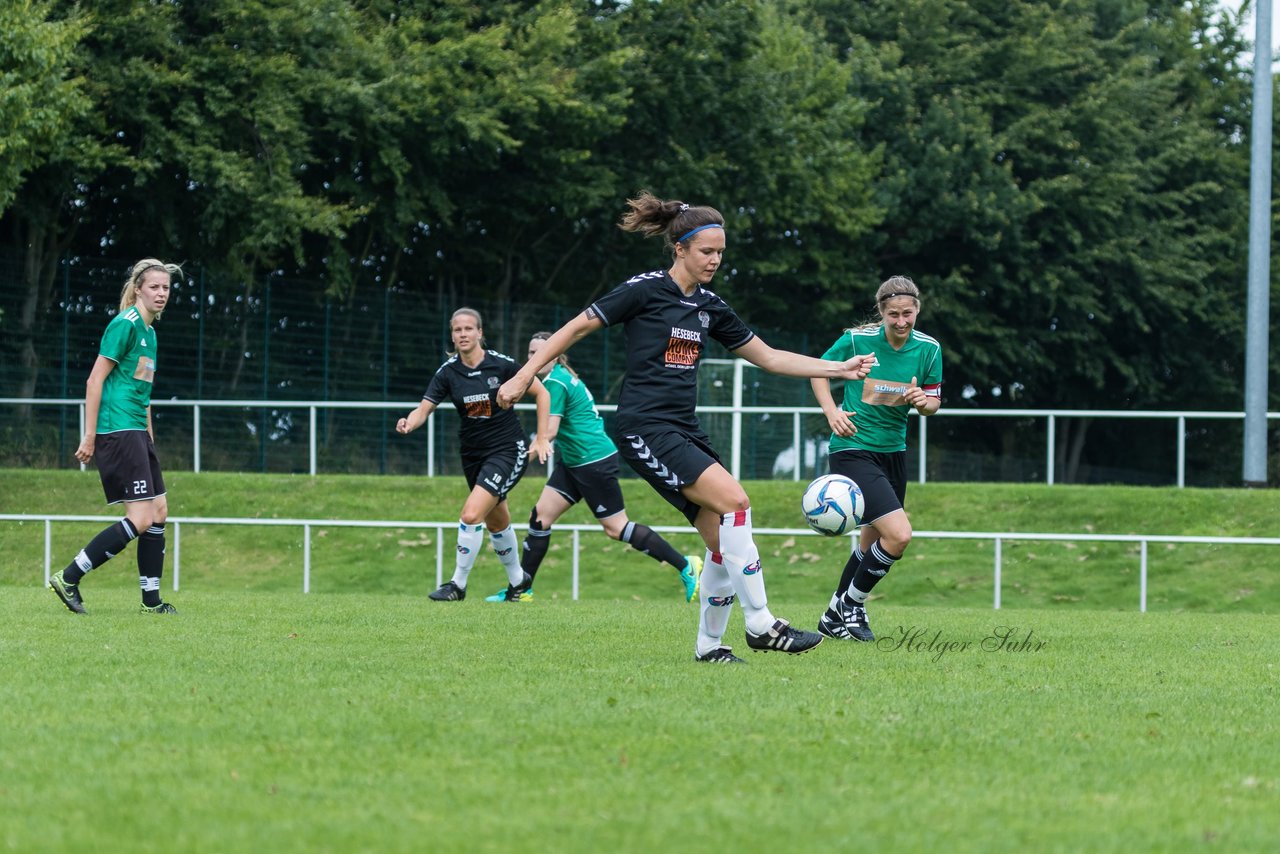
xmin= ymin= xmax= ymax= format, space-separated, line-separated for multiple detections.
xmin=397 ymin=308 xmax=552 ymax=601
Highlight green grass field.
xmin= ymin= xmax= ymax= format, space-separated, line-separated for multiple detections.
xmin=3 ymin=593 xmax=1278 ymax=851
xmin=2 ymin=471 xmax=1279 ymax=850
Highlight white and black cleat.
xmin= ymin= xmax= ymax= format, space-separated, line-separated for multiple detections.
xmin=746 ymin=618 xmax=823 ymax=654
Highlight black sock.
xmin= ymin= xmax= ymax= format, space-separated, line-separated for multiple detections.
xmin=621 ymin=522 xmax=686 ymax=570
xmin=521 ymin=528 xmax=551 ymax=581
xmin=844 ymin=539 xmax=900 ymax=604
xmin=836 ymin=544 xmax=865 ymax=597
xmin=63 ymin=519 xmax=138 ymax=584
xmin=137 ymin=524 xmax=166 ymax=607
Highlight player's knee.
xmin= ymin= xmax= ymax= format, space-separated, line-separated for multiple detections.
xmin=883 ymin=528 xmax=912 ymax=555
xmin=601 ymin=520 xmax=625 ymax=541
xmin=460 ymin=509 xmax=485 ymax=526
xmin=724 ymin=492 xmax=750 ymax=514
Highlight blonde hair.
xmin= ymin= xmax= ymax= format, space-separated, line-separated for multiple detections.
xmin=121 ymin=258 xmax=181 ymax=316
xmin=848 ymin=275 xmax=921 ymax=333
xmin=447 ymin=307 xmax=485 ymax=357
xmin=531 ymin=330 xmax=577 ymax=378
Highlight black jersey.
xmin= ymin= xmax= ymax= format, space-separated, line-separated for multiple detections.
xmin=423 ymin=350 xmax=525 ymax=454
xmin=588 ymin=270 xmax=755 ymax=432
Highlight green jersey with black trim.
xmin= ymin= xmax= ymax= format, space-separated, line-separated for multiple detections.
xmin=822 ymin=326 xmax=943 ymax=453
xmin=543 ymin=363 xmax=617 ymax=467
xmin=96 ymin=307 xmax=157 ymax=433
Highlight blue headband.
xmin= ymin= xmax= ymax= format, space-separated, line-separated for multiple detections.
xmin=677 ymin=223 xmax=724 ymax=244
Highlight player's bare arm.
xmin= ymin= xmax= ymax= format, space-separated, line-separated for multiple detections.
xmin=396 ymin=399 xmax=436 ymax=434
xmin=732 ymin=337 xmax=874 ymax=381
xmin=527 ymin=377 xmax=553 ymax=463
xmin=811 ymin=377 xmax=856 ymax=438
xmin=75 ymin=355 xmax=117 ymax=463
xmin=497 ymin=312 xmax=603 ymax=409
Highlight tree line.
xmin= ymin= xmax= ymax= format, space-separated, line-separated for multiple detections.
xmin=1 ymin=0 xmax=1269 ymax=476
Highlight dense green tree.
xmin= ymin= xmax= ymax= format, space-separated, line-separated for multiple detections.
xmin=0 ymin=0 xmax=1266 ymax=481
xmin=810 ymin=0 xmax=1253 ymax=479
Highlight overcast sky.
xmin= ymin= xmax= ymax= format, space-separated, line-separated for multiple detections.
xmin=1219 ymin=0 xmax=1278 ymax=64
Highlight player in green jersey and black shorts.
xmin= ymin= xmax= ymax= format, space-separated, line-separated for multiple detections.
xmin=48 ymin=259 xmax=183 ymax=615
xmin=484 ymin=331 xmax=704 ymax=603
xmin=810 ymin=276 xmax=943 ymax=642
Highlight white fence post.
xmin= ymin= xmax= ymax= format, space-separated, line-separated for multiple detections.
xmin=1177 ymin=416 xmax=1186 ymax=488
xmin=435 ymin=529 xmax=443 ymax=588
xmin=309 ymin=406 xmax=318 ymax=476
xmin=1046 ymin=414 xmax=1055 ymax=486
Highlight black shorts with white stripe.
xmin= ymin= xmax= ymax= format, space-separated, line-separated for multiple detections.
xmin=546 ymin=454 xmax=627 ymax=519
xmin=617 ymin=425 xmax=720 ymax=524
xmin=462 ymin=438 xmax=528 ymax=500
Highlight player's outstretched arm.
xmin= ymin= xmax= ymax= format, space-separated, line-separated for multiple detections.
xmin=497 ymin=311 xmax=603 ymax=409
xmin=733 ymin=337 xmax=873 ymax=382
xmin=396 ymin=400 xmax=436 ymax=435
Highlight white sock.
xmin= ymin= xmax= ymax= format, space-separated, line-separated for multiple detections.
xmin=696 ymin=550 xmax=736 ymax=657
xmin=718 ymin=508 xmax=774 ymax=635
xmin=450 ymin=522 xmax=485 ymax=589
xmin=488 ymin=526 xmax=524 ymax=586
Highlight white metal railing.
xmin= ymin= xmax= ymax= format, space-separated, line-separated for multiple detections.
xmin=4 ymin=392 xmax=1277 ymax=486
xmin=7 ymin=512 xmax=1278 ymax=612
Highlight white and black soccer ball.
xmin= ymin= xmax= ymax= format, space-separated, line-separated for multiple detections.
xmin=800 ymin=474 xmax=864 ymax=536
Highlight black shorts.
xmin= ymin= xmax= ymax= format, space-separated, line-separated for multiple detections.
xmin=462 ymin=438 xmax=528 ymax=500
xmin=829 ymin=449 xmax=907 ymax=527
xmin=95 ymin=430 xmax=166 ymax=505
xmin=617 ymin=425 xmax=720 ymax=525
xmin=546 ymin=454 xmax=626 ymax=519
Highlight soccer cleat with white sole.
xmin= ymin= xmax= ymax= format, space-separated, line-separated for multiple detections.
xmin=745 ymin=618 xmax=824 ymax=655
xmin=428 ymin=581 xmax=466 ymax=601
xmin=695 ymin=646 xmax=746 ymax=663
xmin=817 ymin=607 xmax=856 ymax=640
xmin=842 ymin=603 xmax=875 ymax=642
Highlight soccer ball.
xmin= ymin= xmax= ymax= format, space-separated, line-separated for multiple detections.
xmin=801 ymin=474 xmax=864 ymax=536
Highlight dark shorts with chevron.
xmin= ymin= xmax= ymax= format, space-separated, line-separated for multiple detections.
xmin=546 ymin=453 xmax=627 ymax=519
xmin=618 ymin=426 xmax=720 ymax=524
xmin=462 ymin=438 xmax=528 ymax=500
